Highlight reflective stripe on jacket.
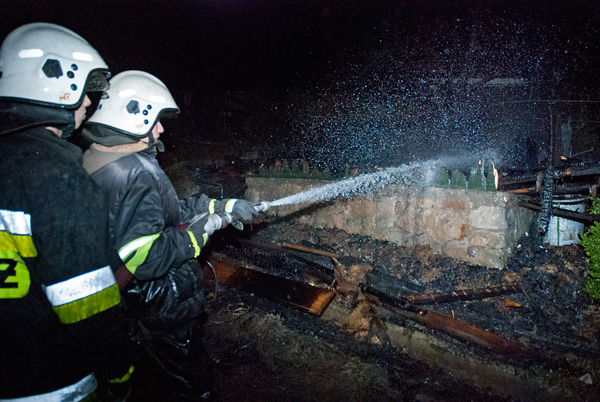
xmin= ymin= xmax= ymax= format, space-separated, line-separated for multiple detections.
xmin=44 ymin=265 xmax=120 ymax=324
xmin=1 ymin=207 xmax=120 ymax=322
xmin=0 ymin=127 xmax=132 ymax=399
xmin=86 ymin=149 xmax=203 ymax=281
xmin=118 ymin=232 xmax=160 ymax=275
xmin=86 ymin=147 xmax=208 ymax=327
xmin=0 ymin=373 xmax=97 ymax=402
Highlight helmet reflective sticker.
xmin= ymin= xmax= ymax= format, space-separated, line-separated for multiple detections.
xmin=0 ymin=23 xmax=109 ymax=109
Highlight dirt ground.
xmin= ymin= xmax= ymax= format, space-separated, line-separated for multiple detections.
xmin=128 ymin=218 xmax=600 ymax=402
xmin=127 ymin=155 xmax=600 ymax=401
xmin=128 ymin=283 xmax=503 ymax=402
xmin=202 ymin=285 xmax=504 ymax=402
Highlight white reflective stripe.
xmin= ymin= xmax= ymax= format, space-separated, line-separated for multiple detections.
xmin=72 ymin=52 xmax=93 ymax=62
xmin=149 ymin=95 xmax=166 ymax=103
xmin=118 ymin=236 xmax=155 ymax=260
xmin=0 ymin=209 xmax=32 ymax=236
xmin=18 ymin=49 xmax=43 ymax=59
xmin=118 ymin=89 xmax=136 ymax=98
xmin=0 ymin=373 xmax=97 ymax=402
xmin=224 ymin=199 xmax=238 ymax=213
xmin=44 ymin=266 xmax=115 ymax=307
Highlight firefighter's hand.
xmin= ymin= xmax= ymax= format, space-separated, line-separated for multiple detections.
xmin=188 ymin=212 xmax=232 ymax=236
xmin=218 ymin=198 xmax=259 ymax=221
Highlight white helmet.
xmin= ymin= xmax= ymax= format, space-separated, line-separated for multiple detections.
xmin=0 ymin=22 xmax=109 ymax=109
xmin=86 ymin=70 xmax=179 ymax=137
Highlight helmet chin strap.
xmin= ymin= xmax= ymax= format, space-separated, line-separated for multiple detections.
xmin=59 ymin=112 xmax=77 ymax=139
xmin=148 ymin=130 xmax=158 ymax=144
xmin=145 ymin=131 xmax=165 ymax=152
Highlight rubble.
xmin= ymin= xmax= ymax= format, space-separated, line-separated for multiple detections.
xmin=197 ymin=217 xmax=600 ymax=401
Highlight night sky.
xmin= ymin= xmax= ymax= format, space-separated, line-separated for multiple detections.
xmin=2 ymin=1 xmax=600 ymax=171
xmin=1 ymin=0 xmax=399 ymax=90
xmin=6 ymin=1 xmax=597 ymax=91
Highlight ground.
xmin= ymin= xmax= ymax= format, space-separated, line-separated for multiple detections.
xmin=129 ymin=220 xmax=600 ymax=402
xmin=127 ymin=154 xmax=600 ymax=401
xmin=203 ymin=289 xmax=498 ymax=401
xmin=207 ymin=219 xmax=600 ymax=401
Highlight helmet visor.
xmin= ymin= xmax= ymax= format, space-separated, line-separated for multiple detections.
xmin=85 ymin=69 xmax=111 ymax=93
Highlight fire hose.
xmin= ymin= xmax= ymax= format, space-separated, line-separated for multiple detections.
xmin=253 ymin=201 xmax=271 ymax=213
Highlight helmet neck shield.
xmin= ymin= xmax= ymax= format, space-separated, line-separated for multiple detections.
xmin=83 ymin=124 xmax=165 ymax=153
xmin=83 ymin=124 xmax=141 ymax=147
xmin=0 ymin=100 xmax=76 ymax=137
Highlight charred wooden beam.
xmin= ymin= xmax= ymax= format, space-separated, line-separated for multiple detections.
xmin=206 ymin=256 xmax=335 ymax=315
xmin=282 ymin=242 xmax=340 ymax=258
xmin=363 ymin=286 xmax=529 ymax=358
xmin=237 ymin=237 xmax=288 ymax=253
xmin=393 ymin=307 xmax=529 ymax=357
xmin=547 ymin=183 xmax=595 ymax=195
xmin=237 ymin=237 xmax=340 ymax=259
xmin=504 ymin=183 xmax=594 ymax=195
xmin=519 ymin=200 xmax=600 ymax=224
xmin=404 ymin=285 xmax=522 ymax=305
xmin=497 ymin=163 xmax=600 ymax=193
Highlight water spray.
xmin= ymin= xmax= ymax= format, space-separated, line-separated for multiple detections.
xmin=252 ymin=160 xmax=443 ymax=211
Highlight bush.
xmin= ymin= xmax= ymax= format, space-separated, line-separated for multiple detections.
xmin=579 ymin=197 xmax=600 ymax=299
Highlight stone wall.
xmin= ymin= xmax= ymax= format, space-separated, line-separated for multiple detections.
xmin=245 ymin=177 xmax=534 ymax=268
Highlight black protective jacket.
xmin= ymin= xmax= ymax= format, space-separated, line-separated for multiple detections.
xmin=84 ymin=145 xmax=213 ymax=329
xmin=0 ymin=127 xmax=132 ymax=399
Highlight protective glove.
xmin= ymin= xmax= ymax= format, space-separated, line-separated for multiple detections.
xmin=212 ymin=198 xmax=259 ymax=221
xmin=188 ymin=212 xmax=232 ymax=236
xmin=230 ymin=220 xmax=245 ymax=231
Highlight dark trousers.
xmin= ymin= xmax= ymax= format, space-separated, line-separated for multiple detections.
xmin=136 ymin=317 xmax=214 ymax=401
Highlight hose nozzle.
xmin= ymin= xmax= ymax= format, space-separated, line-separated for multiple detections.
xmin=253 ymin=201 xmax=271 ymax=212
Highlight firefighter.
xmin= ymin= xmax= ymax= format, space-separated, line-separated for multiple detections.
xmin=0 ymin=23 xmax=134 ymax=401
xmin=81 ymin=70 xmax=258 ymax=401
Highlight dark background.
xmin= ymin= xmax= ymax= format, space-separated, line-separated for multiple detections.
xmin=1 ymin=0 xmax=396 ymax=90
xmin=2 ymin=0 xmax=600 ymax=173
xmin=3 ymin=1 xmax=598 ymax=91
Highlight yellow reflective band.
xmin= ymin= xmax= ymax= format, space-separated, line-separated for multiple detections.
xmin=0 ymin=231 xmax=37 ymax=257
xmin=0 ymin=250 xmax=30 ymax=298
xmin=186 ymin=231 xmax=209 ymax=258
xmin=208 ymin=199 xmax=216 ymax=215
xmin=45 ymin=266 xmax=116 ymax=306
xmin=118 ymin=233 xmax=161 ymax=275
xmin=52 ymin=283 xmax=121 ymax=324
xmin=187 ymin=231 xmax=201 ymax=258
xmin=224 ymin=199 xmax=238 ymax=213
xmin=109 ymin=365 xmax=135 ymax=384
